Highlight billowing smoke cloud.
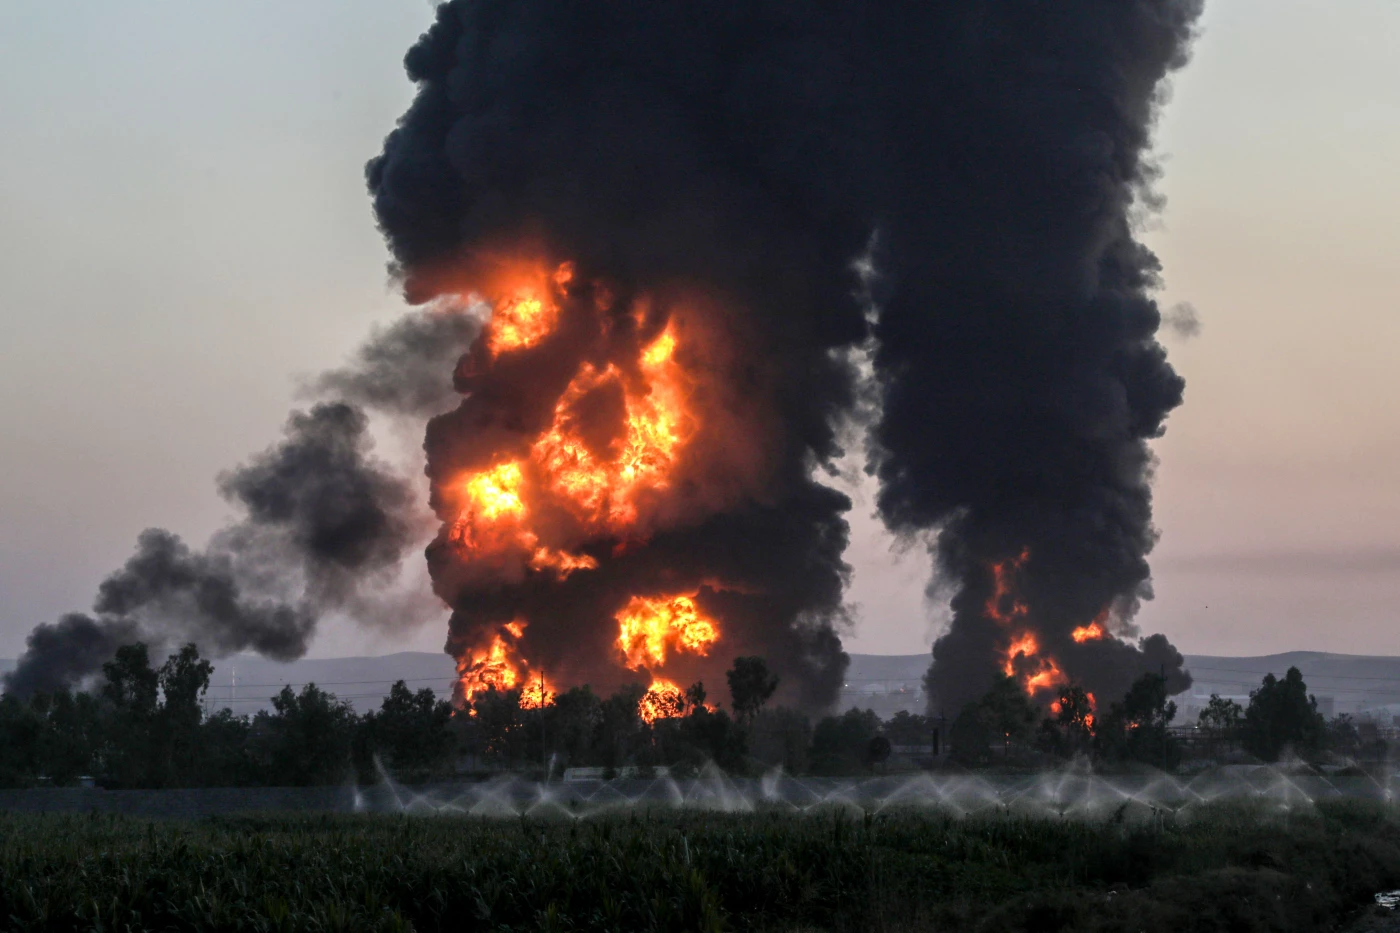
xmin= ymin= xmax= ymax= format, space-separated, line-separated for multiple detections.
xmin=368 ymin=1 xmax=1201 ymax=711
xmin=2 ymin=614 xmax=141 ymax=698
xmin=864 ymin=4 xmax=1203 ymax=712
xmin=367 ymin=2 xmax=883 ymax=706
xmin=312 ymin=302 xmax=482 ymax=417
xmin=5 ymin=395 xmax=436 ymax=696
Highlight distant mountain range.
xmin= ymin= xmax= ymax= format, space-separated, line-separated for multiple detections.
xmin=4 ymin=651 xmax=1400 ymax=721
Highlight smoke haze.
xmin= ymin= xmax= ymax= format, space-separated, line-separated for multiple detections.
xmin=3 ymin=322 xmax=459 ymax=695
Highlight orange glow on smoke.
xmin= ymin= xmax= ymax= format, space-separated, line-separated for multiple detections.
xmin=456 ymin=621 xmax=553 ymax=707
xmin=462 ymin=461 xmax=526 ymax=522
xmin=638 ymin=678 xmax=686 ymax=723
xmin=988 ymin=550 xmax=1113 ymax=701
xmin=1004 ymin=631 xmax=1039 ymax=671
xmin=986 ymin=547 xmax=1031 ymax=626
xmin=616 ymin=594 xmax=718 ymax=669
xmin=1025 ymin=661 xmax=1067 ymax=694
xmin=532 ymin=325 xmax=692 ymax=527
xmin=450 ymin=323 xmax=695 ymax=567
xmin=457 ymin=633 xmax=520 ymax=701
xmin=519 ymin=674 xmax=556 ymax=710
xmin=482 ymin=262 xmax=571 ymax=354
xmin=1002 ymin=629 xmax=1066 ymax=696
xmin=444 ymin=254 xmax=721 ymax=699
xmin=528 ymin=548 xmax=599 ymax=575
xmin=1071 ymin=620 xmax=1105 ymax=643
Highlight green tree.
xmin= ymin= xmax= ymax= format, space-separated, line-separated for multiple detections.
xmin=99 ymin=643 xmax=160 ymax=787
xmin=35 ymin=688 xmax=102 ymax=785
xmin=727 ymin=657 xmax=779 ymax=726
xmin=596 ymin=684 xmax=648 ymax=774
xmin=949 ymin=674 xmax=1038 ymax=765
xmin=809 ymin=708 xmax=882 ymax=775
xmin=1096 ymin=673 xmax=1179 ymax=768
xmin=156 ymin=644 xmax=213 ymax=786
xmin=545 ymin=686 xmax=603 ymax=767
xmin=883 ymin=711 xmax=933 ymax=747
xmin=1242 ymin=667 xmax=1325 ymax=762
xmin=0 ymin=694 xmax=42 ymax=787
xmin=749 ymin=707 xmax=812 ymax=773
xmin=250 ymin=684 xmax=357 ymax=785
xmin=1326 ymin=713 xmax=1360 ymax=759
xmin=460 ymin=687 xmax=527 ymax=768
xmin=1198 ymin=694 xmax=1243 ymax=758
xmin=196 ymin=708 xmax=257 ymax=786
xmin=1039 ymin=685 xmax=1095 ymax=759
xmin=361 ymin=681 xmax=454 ymax=781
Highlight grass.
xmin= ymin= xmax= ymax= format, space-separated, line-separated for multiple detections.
xmin=1 ymin=800 xmax=1398 ymax=931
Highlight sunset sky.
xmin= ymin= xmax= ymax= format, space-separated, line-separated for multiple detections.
xmin=1 ymin=0 xmax=1396 ymax=661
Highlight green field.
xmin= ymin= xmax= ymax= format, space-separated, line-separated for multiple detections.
xmin=2 ymin=801 xmax=1399 ymax=932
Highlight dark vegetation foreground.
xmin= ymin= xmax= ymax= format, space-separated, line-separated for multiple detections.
xmin=1 ymin=801 xmax=1398 ymax=933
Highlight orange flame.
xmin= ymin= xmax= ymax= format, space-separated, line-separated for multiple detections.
xmin=482 ymin=262 xmax=571 ymax=354
xmin=457 ymin=632 xmax=520 ymax=701
xmin=520 ymin=674 xmax=556 ymax=710
xmin=457 ymin=621 xmax=554 ymax=707
xmin=532 ymin=326 xmax=692 ymax=527
xmin=616 ymin=594 xmax=718 ymax=669
xmin=450 ymin=325 xmax=695 ymax=565
xmin=529 ymin=548 xmax=599 ymax=576
xmin=444 ymin=255 xmax=715 ymax=700
xmin=462 ymin=461 xmax=526 ymax=522
xmin=1050 ymin=691 xmax=1097 ymax=729
xmin=1071 ymin=621 xmax=1105 ymax=643
xmin=638 ymin=677 xmax=686 ymax=724
xmin=1002 ymin=629 xmax=1067 ymax=696
xmin=986 ymin=547 xmax=1030 ymax=626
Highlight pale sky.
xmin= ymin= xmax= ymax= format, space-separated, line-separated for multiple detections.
xmin=1 ymin=0 xmax=1396 ymax=661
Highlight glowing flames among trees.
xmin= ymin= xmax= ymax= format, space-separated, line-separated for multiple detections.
xmin=637 ymin=678 xmax=687 ymax=724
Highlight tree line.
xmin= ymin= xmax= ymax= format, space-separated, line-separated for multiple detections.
xmin=950 ymin=665 xmax=1375 ymax=768
xmin=2 ymin=644 xmax=1372 ymax=788
xmin=0 ymin=645 xmax=927 ymax=787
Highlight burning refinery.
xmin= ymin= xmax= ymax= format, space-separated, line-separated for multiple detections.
xmin=423 ymin=251 xmax=845 ymax=718
xmin=5 ymin=0 xmax=1200 ymax=731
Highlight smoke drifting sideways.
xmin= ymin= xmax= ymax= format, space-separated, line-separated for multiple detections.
xmin=368 ymin=1 xmax=1202 ymax=712
xmin=3 ymin=309 xmax=480 ymax=697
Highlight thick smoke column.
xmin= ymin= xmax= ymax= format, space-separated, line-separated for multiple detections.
xmin=368 ymin=2 xmax=880 ymax=706
xmin=369 ymin=0 xmax=1201 ymax=712
xmin=3 ymin=305 xmax=480 ymax=696
xmin=865 ymin=3 xmax=1201 ymax=713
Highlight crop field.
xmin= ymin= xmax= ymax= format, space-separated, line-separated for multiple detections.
xmin=2 ymin=801 xmax=1399 ymax=932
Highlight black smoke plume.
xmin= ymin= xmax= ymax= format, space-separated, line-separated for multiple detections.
xmin=5 ymin=396 xmax=427 ymax=696
xmin=312 ymin=302 xmax=482 ymax=417
xmin=864 ymin=3 xmax=1201 ymax=713
xmin=368 ymin=0 xmax=1201 ymax=711
xmin=7 ymin=298 xmax=485 ymax=697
